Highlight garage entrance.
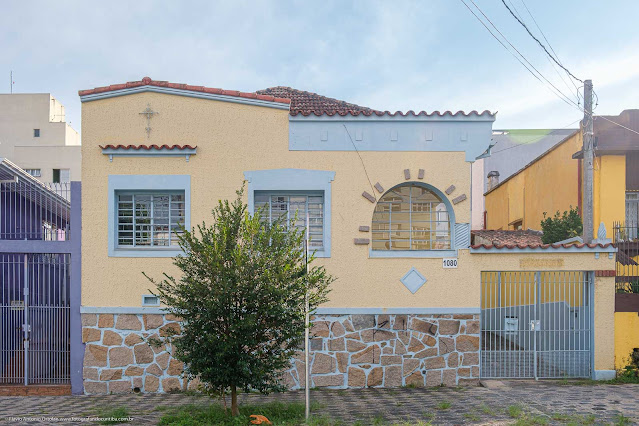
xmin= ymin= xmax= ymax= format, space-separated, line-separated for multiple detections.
xmin=480 ymin=271 xmax=593 ymax=379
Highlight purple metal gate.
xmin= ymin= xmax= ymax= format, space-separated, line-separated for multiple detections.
xmin=0 ymin=253 xmax=70 ymax=385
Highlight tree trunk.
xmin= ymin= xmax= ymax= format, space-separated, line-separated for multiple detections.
xmin=231 ymin=385 xmax=239 ymax=416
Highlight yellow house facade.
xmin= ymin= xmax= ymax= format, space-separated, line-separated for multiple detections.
xmin=78 ymin=77 xmax=616 ymax=394
xmin=484 ymin=110 xmax=639 ymax=369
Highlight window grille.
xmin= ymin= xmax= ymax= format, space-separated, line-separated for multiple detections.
xmin=372 ymin=183 xmax=451 ymax=250
xmin=254 ymin=193 xmax=324 ymax=249
xmin=117 ymin=192 xmax=185 ymax=248
xmin=25 ymin=169 xmax=41 ymax=177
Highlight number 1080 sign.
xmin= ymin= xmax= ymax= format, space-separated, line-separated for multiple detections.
xmin=442 ymin=258 xmax=458 ymax=269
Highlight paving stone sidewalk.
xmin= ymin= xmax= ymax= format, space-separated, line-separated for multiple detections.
xmin=0 ymin=381 xmax=637 ymax=425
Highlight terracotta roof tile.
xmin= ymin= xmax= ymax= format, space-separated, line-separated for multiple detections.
xmin=470 ymin=242 xmax=614 ymax=250
xmin=256 ymin=86 xmax=377 ymax=116
xmin=471 ymin=229 xmax=543 ymax=246
xmin=79 ymin=77 xmax=291 ymax=105
xmin=99 ymin=144 xmax=196 ymax=150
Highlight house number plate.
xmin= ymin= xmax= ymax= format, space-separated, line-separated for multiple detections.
xmin=442 ymin=258 xmax=458 ymax=269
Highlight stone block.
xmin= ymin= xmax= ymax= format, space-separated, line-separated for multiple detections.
xmin=361 ymin=329 xmax=396 ymax=343
xmin=385 ymin=366 xmax=402 ymax=387
xmin=143 ymin=314 xmax=164 ymax=330
xmin=168 ymin=359 xmax=185 ymax=376
xmin=447 ymin=352 xmax=459 ymax=368
xmin=351 ymin=314 xmax=375 ymax=330
xmin=102 ymin=330 xmax=123 ymax=346
xmin=98 ymin=314 xmax=114 ymax=328
xmin=309 ymin=338 xmax=323 ymax=351
xmin=125 ymin=366 xmax=144 ymax=376
xmin=414 ymin=348 xmax=438 ymax=358
xmin=457 ymin=367 xmax=471 ymax=377
xmin=405 ymin=370 xmax=424 ymax=387
xmin=81 ymin=314 xmax=97 ymax=327
xmin=456 ymin=335 xmax=479 ymax=352
xmin=132 ymin=377 xmax=143 ymax=389
xmin=162 ymin=377 xmax=181 ymax=392
xmin=466 ymin=320 xmax=480 ymax=334
xmin=134 ymin=343 xmax=155 ymax=364
xmin=84 ymin=381 xmax=107 ymax=395
xmin=411 ymin=319 xmax=438 ymax=336
xmin=280 ymin=371 xmax=296 ymax=389
xmin=424 ymin=356 xmax=445 ymax=370
xmin=367 ymin=367 xmax=383 ymax=387
xmin=426 ymin=370 xmax=442 ymax=387
xmin=381 ymin=355 xmax=402 ymax=366
xmin=343 ymin=319 xmax=355 ymax=332
xmin=351 ymin=345 xmax=379 ymax=364
xmin=392 ymin=315 xmax=408 ymax=330
xmin=377 ymin=315 xmax=390 ymax=329
xmin=187 ymin=377 xmax=202 ymax=391
xmin=109 ymin=346 xmax=134 ymax=368
xmin=145 ymin=375 xmax=159 ymax=392
xmin=382 ymin=346 xmax=393 ymax=355
xmin=348 ymin=367 xmax=366 ymax=387
xmin=331 ymin=321 xmax=346 ymax=337
xmin=312 ymin=353 xmax=337 ymax=374
xmin=346 ymin=339 xmax=366 ymax=352
xmin=336 ymin=352 xmax=349 ymax=373
xmin=83 ymin=367 xmax=99 ymax=381
xmin=109 ymin=380 xmax=132 ymax=394
xmin=159 ymin=322 xmax=181 ymax=337
xmin=442 ymin=369 xmax=457 ymax=387
xmin=313 ymin=374 xmax=344 ymax=387
xmin=395 ymin=341 xmax=407 ymax=355
xmin=438 ymin=337 xmax=455 ymax=355
xmin=82 ymin=328 xmax=101 ymax=343
xmin=156 ymin=352 xmax=170 ymax=370
xmin=472 ymin=366 xmax=479 ymax=377
xmin=310 ymin=321 xmax=330 ymax=337
xmin=462 ymin=352 xmax=479 ymax=366
xmin=115 ymin=314 xmax=142 ymax=330
xmin=453 ymin=314 xmax=474 ymax=320
xmin=397 ymin=331 xmax=410 ymax=345
xmin=407 ymin=337 xmax=425 ymax=353
xmin=100 ymin=368 xmax=123 ymax=381
xmin=124 ymin=333 xmax=143 ymax=346
xmin=84 ymin=344 xmax=108 ymax=367
xmin=422 ymin=336 xmax=437 ymax=347
xmin=146 ymin=364 xmax=162 ymax=377
xmin=403 ymin=359 xmax=420 ymax=376
xmin=438 ymin=320 xmax=460 ymax=335
xmin=328 ymin=338 xmax=345 ymax=351
xmin=165 ymin=314 xmax=182 ymax=322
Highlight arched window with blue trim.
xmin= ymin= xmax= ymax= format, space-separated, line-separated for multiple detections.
xmin=372 ymin=183 xmax=452 ymax=251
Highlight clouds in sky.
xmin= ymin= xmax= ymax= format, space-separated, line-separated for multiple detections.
xmin=1 ymin=0 xmax=638 ymax=132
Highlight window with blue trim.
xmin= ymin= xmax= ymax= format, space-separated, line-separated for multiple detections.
xmin=116 ymin=191 xmax=185 ymax=248
xmin=372 ymin=183 xmax=451 ymax=250
xmin=254 ymin=192 xmax=324 ymax=250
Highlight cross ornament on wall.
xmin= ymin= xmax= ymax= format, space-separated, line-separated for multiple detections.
xmin=139 ymin=104 xmax=158 ymax=138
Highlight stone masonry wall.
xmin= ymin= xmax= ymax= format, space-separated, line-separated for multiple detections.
xmin=81 ymin=313 xmax=197 ymax=395
xmin=282 ymin=314 xmax=480 ymax=389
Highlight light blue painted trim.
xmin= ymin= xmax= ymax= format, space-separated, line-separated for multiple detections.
xmin=594 ymin=370 xmax=616 ymax=380
xmin=369 ymin=250 xmax=457 ymax=259
xmin=107 ymin=175 xmax=191 ymax=258
xmin=81 ymin=306 xmax=169 ymax=314
xmin=244 ymin=169 xmax=335 ymax=258
xmin=80 ymin=86 xmax=290 ymax=110
xmin=470 ymin=246 xmax=616 ymax=254
xmin=102 ymin=147 xmax=196 ymax=161
xmin=289 ymin=119 xmax=495 ymax=161
xmin=314 ymin=307 xmax=481 ymax=315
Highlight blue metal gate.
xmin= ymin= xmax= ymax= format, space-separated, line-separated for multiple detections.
xmin=0 ymin=253 xmax=70 ymax=385
xmin=480 ymin=271 xmax=593 ymax=379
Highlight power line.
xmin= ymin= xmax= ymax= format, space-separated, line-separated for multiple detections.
xmin=594 ymin=114 xmax=639 ymax=137
xmin=490 ymin=120 xmax=581 ymax=155
xmin=500 ymin=0 xmax=583 ymax=84
xmin=343 ymin=124 xmax=377 ymax=200
xmin=461 ymin=0 xmax=581 ymax=112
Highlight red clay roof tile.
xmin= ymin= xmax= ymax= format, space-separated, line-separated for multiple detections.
xmin=99 ymin=144 xmax=196 ymax=150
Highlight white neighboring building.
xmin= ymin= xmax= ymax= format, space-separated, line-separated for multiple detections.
xmin=0 ymin=93 xmax=81 ymax=182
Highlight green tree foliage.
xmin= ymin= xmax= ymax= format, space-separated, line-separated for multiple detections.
xmin=540 ymin=206 xmax=583 ymax=244
xmin=145 ymin=187 xmax=334 ymax=416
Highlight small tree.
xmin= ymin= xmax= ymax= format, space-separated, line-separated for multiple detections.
xmin=145 ymin=187 xmax=333 ymax=416
xmin=540 ymin=206 xmax=583 ymax=244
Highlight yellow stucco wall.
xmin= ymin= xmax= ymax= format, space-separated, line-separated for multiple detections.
xmin=593 ymin=155 xmax=626 ymax=237
xmin=485 ymin=131 xmax=581 ymax=231
xmin=615 ymin=312 xmax=639 ymax=369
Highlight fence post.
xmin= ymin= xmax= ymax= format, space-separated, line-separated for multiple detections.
xmin=69 ymin=182 xmax=84 ymax=395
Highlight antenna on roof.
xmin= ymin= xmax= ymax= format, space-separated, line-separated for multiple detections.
xmin=10 ymin=70 xmax=14 ymax=94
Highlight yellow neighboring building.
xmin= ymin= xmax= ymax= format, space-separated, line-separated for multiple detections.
xmin=484 ymin=110 xmax=639 ymax=369
xmin=76 ymin=77 xmax=616 ymax=394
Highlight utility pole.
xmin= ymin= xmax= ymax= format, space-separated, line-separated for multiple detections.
xmin=583 ymin=79 xmax=594 ymax=243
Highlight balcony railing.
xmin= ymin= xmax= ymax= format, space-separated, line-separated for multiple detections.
xmin=613 ymin=221 xmax=639 ymax=293
xmin=0 ymin=181 xmax=71 ymax=241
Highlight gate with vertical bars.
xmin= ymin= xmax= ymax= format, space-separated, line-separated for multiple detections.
xmin=480 ymin=271 xmax=593 ymax=379
xmin=0 ymin=253 xmax=71 ymax=385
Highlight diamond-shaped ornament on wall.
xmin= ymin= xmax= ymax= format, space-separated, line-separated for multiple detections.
xmin=400 ymin=267 xmax=427 ymax=294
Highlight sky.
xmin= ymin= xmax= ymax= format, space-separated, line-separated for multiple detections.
xmin=2 ymin=0 xmax=639 ymax=133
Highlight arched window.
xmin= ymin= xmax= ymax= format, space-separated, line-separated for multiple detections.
xmin=372 ymin=183 xmax=452 ymax=251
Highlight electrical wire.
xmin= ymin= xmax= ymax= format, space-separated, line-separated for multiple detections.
xmin=490 ymin=119 xmax=581 ymax=155
xmin=460 ymin=0 xmax=581 ymax=112
xmin=594 ymin=114 xmax=639 ymax=137
xmin=343 ymin=124 xmax=377 ymax=200
xmin=500 ymin=0 xmax=583 ymax=83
